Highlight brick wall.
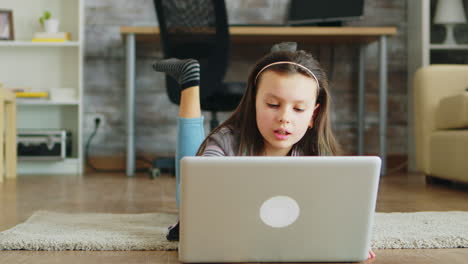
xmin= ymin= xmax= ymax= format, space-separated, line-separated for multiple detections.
xmin=84 ymin=0 xmax=408 ymax=158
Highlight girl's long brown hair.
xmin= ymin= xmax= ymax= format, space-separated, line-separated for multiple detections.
xmin=196 ymin=50 xmax=342 ymax=156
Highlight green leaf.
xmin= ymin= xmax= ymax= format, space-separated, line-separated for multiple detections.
xmin=39 ymin=10 xmax=51 ymax=26
xmin=44 ymin=11 xmax=51 ymax=20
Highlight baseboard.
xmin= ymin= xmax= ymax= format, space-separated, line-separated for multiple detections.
xmin=87 ymin=154 xmax=408 ymax=174
xmin=386 ymin=154 xmax=408 ymax=173
xmin=85 ymin=155 xmax=162 ymax=173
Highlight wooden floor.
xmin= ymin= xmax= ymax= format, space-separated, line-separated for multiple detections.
xmin=1 ymin=171 xmax=467 ymax=264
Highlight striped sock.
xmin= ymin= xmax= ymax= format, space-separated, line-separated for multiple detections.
xmin=152 ymin=58 xmax=200 ymax=90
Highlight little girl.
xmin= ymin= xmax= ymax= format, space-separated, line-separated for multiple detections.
xmin=152 ymin=43 xmax=374 ymax=259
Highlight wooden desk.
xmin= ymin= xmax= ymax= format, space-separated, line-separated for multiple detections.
xmin=121 ymin=26 xmax=396 ymax=44
xmin=120 ymin=26 xmax=397 ymax=176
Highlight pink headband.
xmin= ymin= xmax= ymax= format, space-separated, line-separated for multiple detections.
xmin=254 ymin=61 xmax=320 ymax=90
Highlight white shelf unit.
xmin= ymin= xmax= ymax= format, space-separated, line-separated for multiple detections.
xmin=0 ymin=0 xmax=84 ymax=175
xmin=17 ymin=100 xmax=80 ymax=106
xmin=407 ymin=0 xmax=468 ymax=172
xmin=0 ymin=41 xmax=81 ymax=47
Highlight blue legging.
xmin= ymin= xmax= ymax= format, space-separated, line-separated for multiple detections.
xmin=176 ymin=116 xmax=205 ymax=208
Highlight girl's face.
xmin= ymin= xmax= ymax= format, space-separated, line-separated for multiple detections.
xmin=255 ymin=70 xmax=320 ymax=156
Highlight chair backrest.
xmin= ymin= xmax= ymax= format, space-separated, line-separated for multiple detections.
xmin=413 ymin=65 xmax=468 ymax=173
xmin=154 ymin=0 xmax=230 ymax=104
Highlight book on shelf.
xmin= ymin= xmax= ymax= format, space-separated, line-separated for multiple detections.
xmin=32 ymin=32 xmax=71 ymax=42
xmin=32 ymin=38 xmax=68 ymax=42
xmin=15 ymin=91 xmax=49 ymax=98
xmin=16 ymin=98 xmax=50 ymax=103
xmin=8 ymin=87 xmax=32 ymax=93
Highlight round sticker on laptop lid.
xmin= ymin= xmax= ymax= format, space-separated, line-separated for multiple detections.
xmin=260 ymin=196 xmax=300 ymax=228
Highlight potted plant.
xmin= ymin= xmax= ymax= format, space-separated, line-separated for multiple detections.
xmin=39 ymin=11 xmax=59 ymax=33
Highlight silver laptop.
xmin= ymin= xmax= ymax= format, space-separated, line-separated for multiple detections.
xmin=179 ymin=156 xmax=381 ymax=263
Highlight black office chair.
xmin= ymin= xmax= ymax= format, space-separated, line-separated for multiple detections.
xmin=151 ymin=0 xmax=244 ymax=178
xmin=154 ymin=0 xmax=245 ymax=130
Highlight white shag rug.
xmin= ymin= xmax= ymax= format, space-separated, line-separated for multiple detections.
xmin=0 ymin=211 xmax=467 ymax=250
xmin=372 ymin=211 xmax=468 ymax=249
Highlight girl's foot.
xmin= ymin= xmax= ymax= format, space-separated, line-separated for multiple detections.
xmin=152 ymin=58 xmax=200 ymax=91
xmin=166 ymin=221 xmax=179 ymax=241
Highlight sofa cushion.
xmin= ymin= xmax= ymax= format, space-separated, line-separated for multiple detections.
xmin=435 ymin=92 xmax=468 ymax=129
xmin=430 ymin=130 xmax=468 ymax=183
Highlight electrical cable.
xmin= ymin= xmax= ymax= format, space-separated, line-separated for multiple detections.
xmin=385 ymin=161 xmax=408 ymax=175
xmin=136 ymin=155 xmax=154 ymax=166
xmin=85 ymin=118 xmax=151 ymax=173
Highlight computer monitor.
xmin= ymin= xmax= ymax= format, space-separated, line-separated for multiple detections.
xmin=287 ymin=0 xmax=365 ymax=26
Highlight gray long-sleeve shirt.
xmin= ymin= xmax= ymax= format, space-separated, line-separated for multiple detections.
xmin=202 ymin=127 xmax=300 ymax=156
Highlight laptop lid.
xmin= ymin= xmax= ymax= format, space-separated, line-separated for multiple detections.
xmin=179 ymin=156 xmax=381 ymax=262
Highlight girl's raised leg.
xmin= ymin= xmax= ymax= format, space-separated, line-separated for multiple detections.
xmin=152 ymin=58 xmax=205 ymax=241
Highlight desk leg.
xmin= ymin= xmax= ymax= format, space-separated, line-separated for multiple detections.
xmin=126 ymin=33 xmax=136 ymax=177
xmin=379 ymin=35 xmax=388 ymax=175
xmin=357 ymin=45 xmax=366 ymax=156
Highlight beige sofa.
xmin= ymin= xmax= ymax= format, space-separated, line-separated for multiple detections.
xmin=414 ymin=65 xmax=468 ymax=184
